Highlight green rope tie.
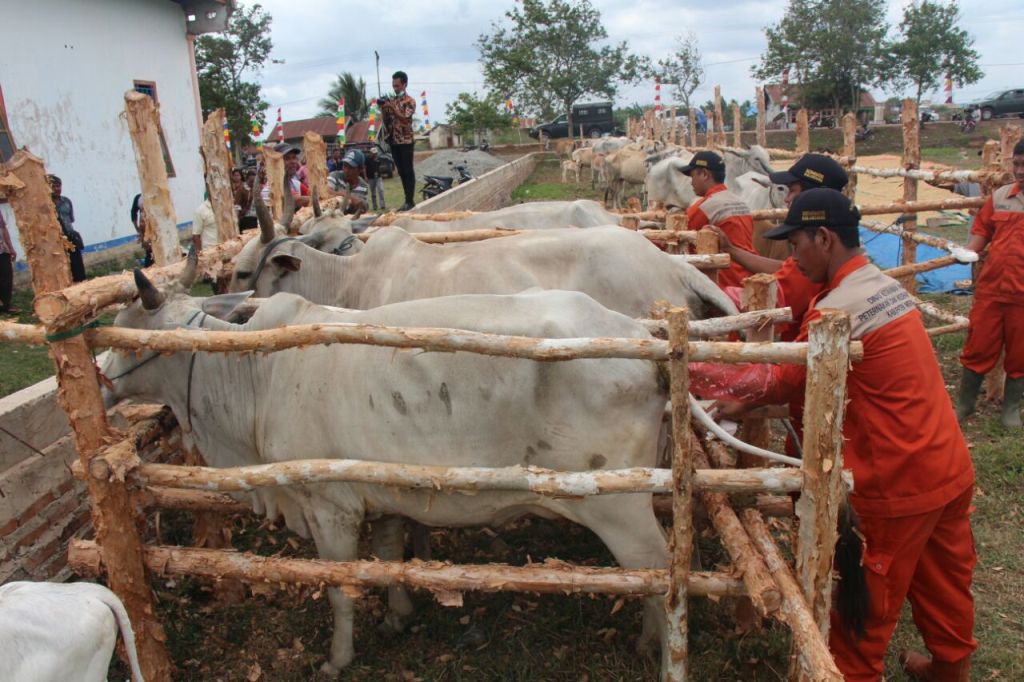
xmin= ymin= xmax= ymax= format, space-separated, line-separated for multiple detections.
xmin=44 ymin=319 xmax=102 ymax=342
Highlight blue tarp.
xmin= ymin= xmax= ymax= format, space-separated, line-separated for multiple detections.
xmin=858 ymin=226 xmax=971 ymax=294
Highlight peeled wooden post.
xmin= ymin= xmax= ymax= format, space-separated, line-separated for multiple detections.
xmin=1000 ymin=124 xmax=1022 ymax=172
xmin=671 ymin=106 xmax=678 ymax=145
xmin=199 ymin=108 xmax=238 ymax=244
xmin=742 ymin=510 xmax=844 ymax=682
xmin=738 ymin=275 xmax=777 ymax=466
xmin=706 ymin=109 xmax=716 ymax=150
xmin=665 ymin=307 xmax=694 ymax=680
xmin=795 ymin=109 xmax=810 ymax=154
xmin=841 ymin=113 xmax=857 ymax=203
xmin=696 ymin=228 xmax=720 ymax=286
xmin=714 ymin=86 xmax=726 ymax=147
xmin=0 ymin=150 xmax=173 ymax=681
xmin=263 ymin=144 xmax=285 ymax=223
xmin=124 ymin=90 xmax=181 ymax=265
xmin=691 ymin=434 xmax=780 ymax=617
xmin=688 ymin=108 xmax=697 ymax=148
xmin=304 ymin=131 xmax=329 ymax=200
xmin=733 ymin=104 xmax=742 ymax=147
xmin=793 ymin=311 xmax=851 ymax=649
xmin=900 ymin=99 xmax=921 ymax=293
xmin=756 ymin=86 xmax=767 ymax=147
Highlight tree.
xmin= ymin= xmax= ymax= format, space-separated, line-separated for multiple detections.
xmin=318 ymin=73 xmax=370 ymax=122
xmin=650 ymin=33 xmax=704 ymax=113
xmin=195 ymin=4 xmax=273 ymax=155
xmin=445 ymin=92 xmax=512 ymax=141
xmin=885 ymin=0 xmax=982 ymax=105
xmin=753 ymin=0 xmax=889 ymax=113
xmin=477 ymin=0 xmax=647 ymax=138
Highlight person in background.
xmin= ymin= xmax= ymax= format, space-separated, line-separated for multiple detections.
xmin=239 ymin=168 xmax=259 ymax=231
xmin=0 ymin=211 xmax=18 ymax=316
xmin=327 ymin=147 xmax=344 ymax=173
xmin=379 ymin=70 xmax=418 ymax=211
xmin=365 ymin=147 xmax=386 ymax=212
xmin=326 ymin=149 xmax=370 ymax=218
xmin=956 ymin=139 xmax=1024 ymax=428
xmin=130 ymin=193 xmax=153 ymax=267
xmin=262 ymin=144 xmax=310 ymax=208
xmin=48 ymin=175 xmax=86 ymax=282
xmin=677 ymin=151 xmax=755 ymax=289
xmin=191 ymin=189 xmax=218 ymax=255
xmin=231 ymin=168 xmax=254 ymax=231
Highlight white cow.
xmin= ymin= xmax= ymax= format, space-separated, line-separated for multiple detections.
xmin=722 ymin=145 xmax=775 ymax=192
xmin=386 ymin=199 xmax=622 ymax=233
xmin=0 ymin=581 xmax=144 ymax=682
xmin=645 ymin=153 xmax=697 ymax=210
xmin=231 ymin=224 xmax=738 ymax=320
xmin=102 ymin=277 xmax=673 ymax=676
xmin=603 ymin=146 xmax=649 ymax=209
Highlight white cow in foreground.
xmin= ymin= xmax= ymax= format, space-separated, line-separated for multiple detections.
xmin=102 ymin=277 xmax=673 ymax=676
xmin=386 ymin=199 xmax=622 ymax=233
xmin=231 ymin=224 xmax=738 ymax=319
xmin=0 ymin=581 xmax=144 ymax=682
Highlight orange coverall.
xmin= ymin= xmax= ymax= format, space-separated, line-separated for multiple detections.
xmin=961 ymin=181 xmax=1024 ymax=378
xmin=773 ymin=256 xmax=825 ymax=342
xmin=686 ymin=184 xmax=755 ymax=289
xmin=691 ymin=254 xmax=977 ymax=679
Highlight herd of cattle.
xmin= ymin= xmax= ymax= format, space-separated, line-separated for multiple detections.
xmin=4 ymin=144 xmax=801 ymax=681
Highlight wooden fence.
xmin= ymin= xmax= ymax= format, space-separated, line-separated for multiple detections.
xmin=0 ymin=119 xmax=856 ymax=680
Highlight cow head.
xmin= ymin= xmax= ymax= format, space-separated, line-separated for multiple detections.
xmin=100 ymin=262 xmax=252 ymax=409
xmin=747 ymin=174 xmax=789 ymax=209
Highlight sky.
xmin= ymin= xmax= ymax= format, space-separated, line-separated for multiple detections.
xmin=247 ymin=0 xmax=1023 ymax=128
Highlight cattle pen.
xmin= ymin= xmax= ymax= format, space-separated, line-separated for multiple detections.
xmin=0 ymin=90 xmax=1016 ymax=681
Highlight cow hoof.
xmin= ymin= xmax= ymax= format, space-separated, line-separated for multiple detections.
xmin=319 ymin=661 xmax=341 ymax=677
xmin=377 ymin=610 xmax=408 ymax=635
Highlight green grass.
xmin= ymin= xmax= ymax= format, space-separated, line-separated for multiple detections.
xmin=511 ymin=155 xmax=607 ymax=203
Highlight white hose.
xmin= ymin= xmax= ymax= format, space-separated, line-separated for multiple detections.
xmin=688 ymin=394 xmax=802 ymax=467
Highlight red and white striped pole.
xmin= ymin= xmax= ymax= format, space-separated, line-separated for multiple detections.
xmin=780 ymin=68 xmax=790 ymax=126
xmin=276 ymin=108 xmax=284 ymax=143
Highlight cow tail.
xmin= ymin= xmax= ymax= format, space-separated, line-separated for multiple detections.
xmin=96 ymin=587 xmax=146 ymax=682
xmin=834 ymin=490 xmax=868 ymax=639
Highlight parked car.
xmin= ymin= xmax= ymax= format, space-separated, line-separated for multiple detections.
xmin=528 ymin=101 xmax=617 ymax=140
xmin=966 ymin=89 xmax=1024 ymax=120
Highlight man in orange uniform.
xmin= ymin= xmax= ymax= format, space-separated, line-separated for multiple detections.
xmin=691 ymin=189 xmax=977 ymax=681
xmin=679 ymin=151 xmax=756 ymax=289
xmin=957 ymin=139 xmax=1024 ymax=427
xmin=714 ymin=154 xmax=848 ymax=341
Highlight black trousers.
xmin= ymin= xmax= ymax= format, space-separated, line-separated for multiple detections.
xmin=391 ymin=142 xmax=416 ymax=205
xmin=68 ymin=247 xmax=86 ymax=282
xmin=0 ymin=255 xmax=13 ymax=311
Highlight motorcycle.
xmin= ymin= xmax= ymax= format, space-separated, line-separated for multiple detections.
xmin=854 ymin=123 xmax=874 ymax=142
xmin=420 ymin=163 xmax=474 ymax=201
xmin=960 ymin=111 xmax=977 ymax=134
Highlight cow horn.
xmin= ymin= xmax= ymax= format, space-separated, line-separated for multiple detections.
xmin=180 ymin=244 xmax=198 ymax=290
xmin=134 ymin=269 xmax=165 ymax=310
xmin=311 ymin=184 xmax=322 ymax=218
xmin=253 ymin=181 xmax=275 ymax=244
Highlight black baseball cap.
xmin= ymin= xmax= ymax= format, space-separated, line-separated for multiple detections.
xmin=274 ymin=143 xmax=301 ymax=156
xmin=678 ymin=151 xmax=725 ymax=176
xmin=764 ymin=188 xmax=860 ymax=240
xmin=769 ymin=154 xmax=848 ymax=190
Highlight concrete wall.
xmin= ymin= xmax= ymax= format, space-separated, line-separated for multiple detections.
xmin=0 ymin=0 xmax=204 ymax=263
xmin=415 ymin=153 xmax=540 ymax=214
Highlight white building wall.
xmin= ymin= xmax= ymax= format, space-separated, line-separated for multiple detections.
xmin=0 ymin=0 xmax=205 ymax=262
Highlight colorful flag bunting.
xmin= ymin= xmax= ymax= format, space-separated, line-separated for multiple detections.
xmin=368 ymin=103 xmax=378 ymax=143
xmin=222 ymin=120 xmax=231 ymax=150
xmin=420 ymin=91 xmax=430 ymax=131
xmin=336 ymin=98 xmax=346 ymax=145
xmin=251 ymin=113 xmax=262 ymax=148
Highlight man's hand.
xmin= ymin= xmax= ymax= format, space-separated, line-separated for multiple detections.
xmin=711 ymin=400 xmax=751 ymax=420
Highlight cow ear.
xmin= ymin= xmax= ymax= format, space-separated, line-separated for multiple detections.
xmin=201 ymin=291 xmax=254 ymax=320
xmin=271 ymin=254 xmax=303 ymax=272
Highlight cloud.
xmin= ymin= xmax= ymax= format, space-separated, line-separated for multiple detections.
xmin=244 ymin=0 xmax=1023 ymax=127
